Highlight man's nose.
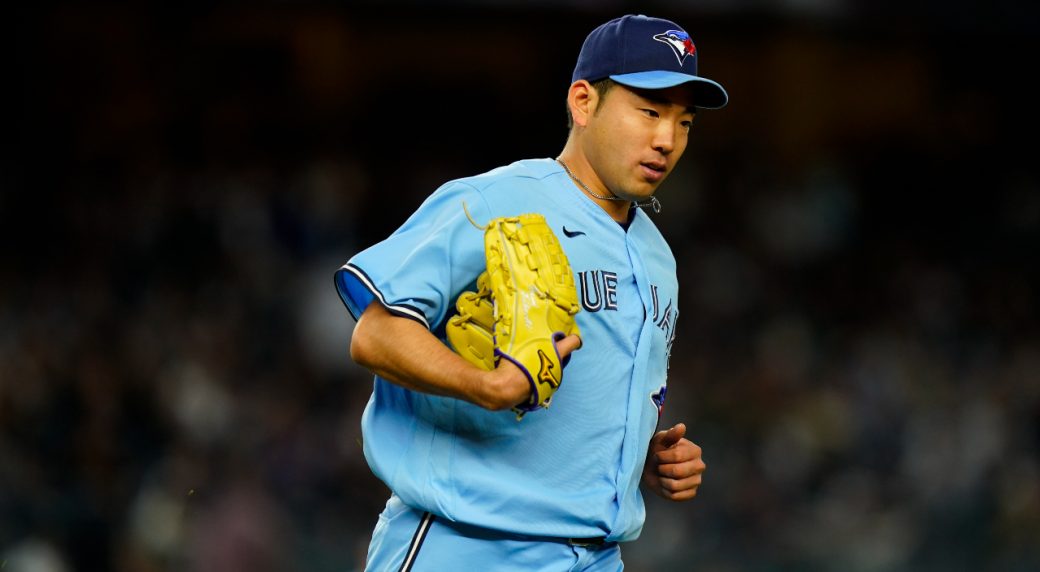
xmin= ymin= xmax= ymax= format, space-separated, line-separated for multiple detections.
xmin=652 ymin=124 xmax=676 ymax=155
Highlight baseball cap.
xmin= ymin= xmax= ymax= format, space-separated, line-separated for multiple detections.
xmin=572 ymin=14 xmax=728 ymax=109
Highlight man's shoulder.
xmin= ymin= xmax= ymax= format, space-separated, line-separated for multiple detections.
xmin=450 ymin=158 xmax=561 ymax=193
xmin=409 ymin=159 xmax=561 ymax=223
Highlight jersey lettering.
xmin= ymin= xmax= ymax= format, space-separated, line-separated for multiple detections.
xmin=650 ymin=285 xmax=660 ymax=322
xmin=665 ymin=325 xmax=677 ymax=371
xmin=650 ymin=288 xmax=676 ymax=337
xmin=579 ymin=270 xmax=603 ymax=312
xmin=579 ymin=270 xmax=619 ymax=312
xmin=650 ymin=285 xmax=678 ymax=363
xmin=603 ymin=271 xmax=618 ymax=310
xmin=656 ymin=300 xmax=674 ymax=333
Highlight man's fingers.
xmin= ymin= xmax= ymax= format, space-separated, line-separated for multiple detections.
xmin=658 ymin=423 xmax=686 ymax=448
xmin=648 ymin=427 xmax=704 ymax=502
xmin=554 ymin=334 xmax=583 ymax=358
xmin=660 ymin=484 xmax=700 ymax=502
xmin=655 ymin=440 xmax=702 ymax=464
xmin=659 ymin=474 xmax=702 ymax=493
xmin=656 ymin=458 xmax=705 ymax=479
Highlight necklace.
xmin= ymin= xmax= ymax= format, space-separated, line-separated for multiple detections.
xmin=556 ymin=158 xmax=661 ymax=214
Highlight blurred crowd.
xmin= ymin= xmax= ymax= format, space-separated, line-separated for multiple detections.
xmin=6 ymin=4 xmax=1039 ymax=572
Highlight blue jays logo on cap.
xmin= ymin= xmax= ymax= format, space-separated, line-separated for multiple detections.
xmin=652 ymin=30 xmax=697 ymax=66
xmin=571 ymin=14 xmax=729 ymax=109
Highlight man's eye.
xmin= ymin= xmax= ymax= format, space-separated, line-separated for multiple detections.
xmin=641 ymin=109 xmax=660 ymax=118
xmin=680 ymin=120 xmax=693 ymax=130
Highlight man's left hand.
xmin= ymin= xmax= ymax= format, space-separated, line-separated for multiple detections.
xmin=643 ymin=423 xmax=705 ymax=501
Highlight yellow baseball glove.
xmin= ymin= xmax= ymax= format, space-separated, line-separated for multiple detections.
xmin=446 ymin=213 xmax=581 ymax=418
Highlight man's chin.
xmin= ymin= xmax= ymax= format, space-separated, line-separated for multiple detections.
xmin=620 ymin=184 xmax=662 ymax=203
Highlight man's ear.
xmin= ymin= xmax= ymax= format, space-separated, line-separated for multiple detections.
xmin=567 ymin=80 xmax=598 ymax=128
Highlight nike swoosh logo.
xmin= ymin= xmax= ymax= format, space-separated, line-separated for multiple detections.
xmin=562 ymin=226 xmax=586 ymax=238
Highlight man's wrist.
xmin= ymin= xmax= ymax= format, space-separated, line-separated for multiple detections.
xmin=471 ymin=365 xmax=528 ymax=411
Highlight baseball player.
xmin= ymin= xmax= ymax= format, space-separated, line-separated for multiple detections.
xmin=335 ymin=14 xmax=728 ymax=571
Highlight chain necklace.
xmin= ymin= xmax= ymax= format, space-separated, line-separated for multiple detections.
xmin=556 ymin=158 xmax=662 ymax=214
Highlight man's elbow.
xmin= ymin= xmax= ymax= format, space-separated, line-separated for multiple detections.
xmin=349 ymin=324 xmax=371 ymax=368
xmin=349 ymin=305 xmax=380 ymax=369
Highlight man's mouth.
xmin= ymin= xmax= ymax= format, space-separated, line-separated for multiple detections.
xmin=640 ymin=161 xmax=667 ymax=181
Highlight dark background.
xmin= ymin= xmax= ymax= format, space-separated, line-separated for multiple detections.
xmin=6 ymin=2 xmax=1040 ymax=571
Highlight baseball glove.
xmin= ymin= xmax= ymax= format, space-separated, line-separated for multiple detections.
xmin=446 ymin=213 xmax=581 ymax=418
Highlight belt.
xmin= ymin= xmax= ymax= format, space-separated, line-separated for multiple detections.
xmin=567 ymin=536 xmax=607 ymax=548
xmin=433 ymin=515 xmax=609 ymax=549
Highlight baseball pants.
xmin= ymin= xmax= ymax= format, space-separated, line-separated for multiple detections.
xmin=364 ymin=495 xmax=624 ymax=572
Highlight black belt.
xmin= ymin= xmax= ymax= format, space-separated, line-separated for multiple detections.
xmin=434 ymin=515 xmax=608 ymax=549
xmin=567 ymin=536 xmax=607 ymax=548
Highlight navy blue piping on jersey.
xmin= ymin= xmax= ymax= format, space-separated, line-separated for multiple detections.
xmin=335 ymin=263 xmax=431 ymax=329
xmin=398 ymin=511 xmax=435 ymax=572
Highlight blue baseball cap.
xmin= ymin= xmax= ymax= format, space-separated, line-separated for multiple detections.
xmin=572 ymin=14 xmax=728 ymax=109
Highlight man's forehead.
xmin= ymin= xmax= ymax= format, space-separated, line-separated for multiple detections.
xmin=622 ymin=84 xmax=698 ymax=114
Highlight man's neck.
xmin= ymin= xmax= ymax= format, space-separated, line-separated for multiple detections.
xmin=556 ymin=148 xmax=631 ymax=223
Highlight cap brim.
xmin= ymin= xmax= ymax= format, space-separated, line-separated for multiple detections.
xmin=610 ymin=71 xmax=728 ymax=109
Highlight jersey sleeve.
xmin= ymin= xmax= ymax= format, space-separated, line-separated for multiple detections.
xmin=334 ymin=181 xmax=491 ymax=330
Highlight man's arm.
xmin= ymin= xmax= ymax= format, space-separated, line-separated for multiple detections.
xmin=642 ymin=423 xmax=706 ymax=501
xmin=350 ymin=301 xmax=581 ymax=411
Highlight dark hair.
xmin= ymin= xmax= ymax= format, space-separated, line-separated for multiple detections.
xmin=566 ymin=78 xmax=616 ymax=129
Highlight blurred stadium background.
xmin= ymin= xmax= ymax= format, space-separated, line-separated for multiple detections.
xmin=7 ymin=1 xmax=1039 ymax=571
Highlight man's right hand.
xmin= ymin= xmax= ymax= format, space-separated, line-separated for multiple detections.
xmin=478 ymin=333 xmax=582 ymax=411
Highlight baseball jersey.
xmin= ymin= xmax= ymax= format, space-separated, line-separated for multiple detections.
xmin=335 ymin=158 xmax=679 ymax=542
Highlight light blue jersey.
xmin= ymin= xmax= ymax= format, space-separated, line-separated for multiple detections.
xmin=335 ymin=158 xmax=679 ymax=543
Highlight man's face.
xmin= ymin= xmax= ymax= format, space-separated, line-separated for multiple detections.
xmin=582 ymin=84 xmax=696 ymax=201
